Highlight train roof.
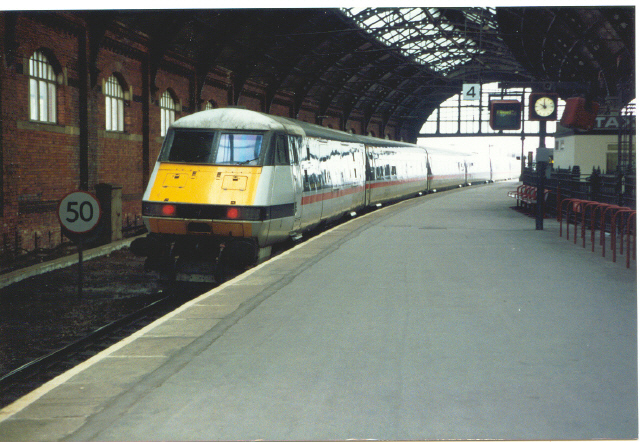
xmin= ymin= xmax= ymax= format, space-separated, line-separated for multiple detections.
xmin=268 ymin=115 xmax=358 ymax=144
xmin=171 ymin=108 xmax=306 ymax=137
xmin=171 ymin=108 xmax=422 ymax=150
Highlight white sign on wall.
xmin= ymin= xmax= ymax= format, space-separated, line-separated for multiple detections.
xmin=462 ymin=83 xmax=481 ymax=100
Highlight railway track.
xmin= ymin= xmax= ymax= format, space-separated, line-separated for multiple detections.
xmin=0 ymin=213 xmax=336 ymax=410
xmin=0 ymin=202 xmax=404 ymax=408
xmin=0 ymin=283 xmax=212 ymax=409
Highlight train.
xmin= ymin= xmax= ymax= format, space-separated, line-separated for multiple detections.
xmin=132 ymin=107 xmax=518 ymax=281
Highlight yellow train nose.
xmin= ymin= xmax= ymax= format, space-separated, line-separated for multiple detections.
xmin=147 ymin=164 xmax=261 ymax=206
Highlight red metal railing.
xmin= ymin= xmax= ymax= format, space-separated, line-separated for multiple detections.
xmin=508 ymin=185 xmax=549 ymax=213
xmin=556 ymin=197 xmax=636 ymax=268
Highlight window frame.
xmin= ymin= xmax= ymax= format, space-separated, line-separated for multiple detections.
xmin=160 ymin=90 xmax=177 ymax=137
xmin=28 ymin=51 xmax=57 ymax=124
xmin=105 ymin=75 xmax=125 ymax=132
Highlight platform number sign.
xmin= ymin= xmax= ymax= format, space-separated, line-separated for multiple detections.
xmin=58 ymin=191 xmax=102 ymax=234
xmin=462 ymin=83 xmax=481 ymax=101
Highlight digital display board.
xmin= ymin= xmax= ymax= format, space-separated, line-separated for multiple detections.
xmin=490 ymin=100 xmax=522 ymax=131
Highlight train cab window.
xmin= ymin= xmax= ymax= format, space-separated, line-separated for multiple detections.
xmin=161 ymin=130 xmax=264 ymax=165
xmin=216 ymin=133 xmax=264 ymax=164
xmin=163 ymin=129 xmax=216 ymax=163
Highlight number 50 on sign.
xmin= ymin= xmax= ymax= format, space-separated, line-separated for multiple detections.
xmin=58 ymin=191 xmax=102 ymax=234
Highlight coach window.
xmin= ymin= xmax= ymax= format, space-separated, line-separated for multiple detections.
xmin=29 ymin=51 xmax=57 ymax=123
xmin=160 ymin=90 xmax=177 ymax=137
xmin=105 ymin=75 xmax=124 ymax=132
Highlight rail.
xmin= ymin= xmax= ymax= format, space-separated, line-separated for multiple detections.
xmin=0 ymin=284 xmax=210 ymax=408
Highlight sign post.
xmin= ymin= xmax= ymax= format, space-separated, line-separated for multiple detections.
xmin=536 ymin=131 xmax=547 ymax=231
xmin=57 ymin=191 xmax=102 ymax=298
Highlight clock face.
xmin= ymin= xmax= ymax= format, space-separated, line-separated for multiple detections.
xmin=534 ymin=96 xmax=556 ymax=117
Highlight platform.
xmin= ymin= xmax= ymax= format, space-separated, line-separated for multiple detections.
xmin=0 ymin=181 xmax=636 ymax=441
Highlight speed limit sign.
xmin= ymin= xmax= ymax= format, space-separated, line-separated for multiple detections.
xmin=58 ymin=191 xmax=102 ymax=234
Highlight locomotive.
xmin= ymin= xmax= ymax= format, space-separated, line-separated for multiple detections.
xmin=132 ymin=107 xmax=514 ymax=281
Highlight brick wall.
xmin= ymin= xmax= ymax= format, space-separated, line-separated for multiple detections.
xmin=0 ymin=11 xmax=384 ymax=259
xmin=96 ymin=45 xmax=145 ymax=224
xmin=2 ymin=13 xmax=82 ymax=254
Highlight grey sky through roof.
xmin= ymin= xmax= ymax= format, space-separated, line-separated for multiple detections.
xmin=341 ymin=7 xmax=500 ymax=75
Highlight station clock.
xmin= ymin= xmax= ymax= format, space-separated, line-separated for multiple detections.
xmin=529 ymin=92 xmax=558 ymax=121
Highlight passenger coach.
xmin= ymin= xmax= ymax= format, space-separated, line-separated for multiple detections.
xmin=134 ymin=108 xmax=505 ymax=280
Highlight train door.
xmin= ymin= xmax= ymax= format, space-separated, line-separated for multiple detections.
xmin=365 ymin=148 xmax=374 ymax=206
xmin=266 ymin=134 xmax=296 ymax=244
xmin=426 ymin=153 xmax=432 ymax=192
xmin=352 ymin=145 xmax=366 ymax=210
xmin=288 ymin=135 xmax=303 ymax=232
xmin=464 ymin=160 xmax=469 ymax=186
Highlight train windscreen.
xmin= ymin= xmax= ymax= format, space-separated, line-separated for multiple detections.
xmin=215 ymin=133 xmax=263 ymax=164
xmin=161 ymin=129 xmax=264 ymax=165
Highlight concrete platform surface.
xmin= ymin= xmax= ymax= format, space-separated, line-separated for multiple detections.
xmin=0 ymin=181 xmax=636 ymax=441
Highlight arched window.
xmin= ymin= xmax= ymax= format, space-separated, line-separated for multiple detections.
xmin=160 ymin=90 xmax=177 ymax=136
xmin=105 ymin=75 xmax=124 ymax=132
xmin=29 ymin=51 xmax=56 ymax=123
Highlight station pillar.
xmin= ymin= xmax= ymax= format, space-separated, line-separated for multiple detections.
xmin=95 ymin=183 xmax=123 ymax=243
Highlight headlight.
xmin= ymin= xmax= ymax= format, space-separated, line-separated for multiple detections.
xmin=226 ymin=206 xmax=262 ymax=221
xmin=161 ymin=204 xmax=177 ymax=216
xmin=143 ymin=202 xmax=177 ymax=217
xmin=143 ymin=202 xmax=264 ymax=221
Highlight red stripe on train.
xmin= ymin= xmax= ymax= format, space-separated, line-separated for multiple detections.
xmin=300 ymin=174 xmax=465 ymax=206
xmin=301 ymin=185 xmax=366 ymax=205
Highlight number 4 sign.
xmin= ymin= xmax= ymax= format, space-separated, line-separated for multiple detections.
xmin=462 ymin=83 xmax=481 ymax=100
xmin=58 ymin=191 xmax=102 ymax=234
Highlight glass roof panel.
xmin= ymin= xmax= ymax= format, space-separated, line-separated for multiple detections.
xmin=342 ymin=7 xmax=497 ymax=74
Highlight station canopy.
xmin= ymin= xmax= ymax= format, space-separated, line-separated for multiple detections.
xmin=84 ymin=6 xmax=634 ymax=139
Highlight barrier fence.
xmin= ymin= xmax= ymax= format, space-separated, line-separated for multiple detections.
xmin=522 ymin=166 xmax=636 ymax=215
xmin=0 ymin=214 xmax=146 ymax=275
xmin=515 ymin=166 xmax=636 ymax=269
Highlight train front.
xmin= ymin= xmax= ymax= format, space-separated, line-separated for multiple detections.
xmin=135 ymin=109 xmax=295 ymax=281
